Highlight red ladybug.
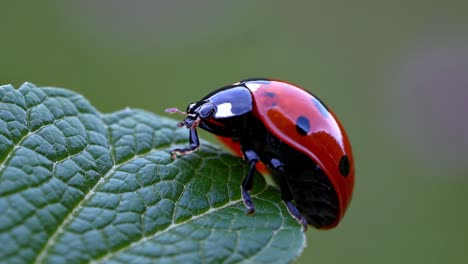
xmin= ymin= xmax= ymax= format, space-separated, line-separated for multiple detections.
xmin=166 ymin=79 xmax=354 ymax=231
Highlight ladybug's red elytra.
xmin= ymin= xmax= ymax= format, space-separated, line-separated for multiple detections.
xmin=166 ymin=78 xmax=354 ymax=231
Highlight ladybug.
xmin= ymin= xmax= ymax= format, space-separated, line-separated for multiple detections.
xmin=166 ymin=78 xmax=354 ymax=231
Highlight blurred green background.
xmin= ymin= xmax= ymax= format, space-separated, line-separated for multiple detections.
xmin=2 ymin=1 xmax=468 ymax=263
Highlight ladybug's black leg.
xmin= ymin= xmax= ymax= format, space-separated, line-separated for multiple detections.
xmin=170 ymin=127 xmax=200 ymax=158
xmin=240 ymin=149 xmax=259 ymax=215
xmin=269 ymin=158 xmax=308 ymax=231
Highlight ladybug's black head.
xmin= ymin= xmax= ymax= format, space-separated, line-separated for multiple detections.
xmin=166 ymin=85 xmax=253 ymax=136
xmin=186 ymin=101 xmax=217 ymax=120
xmin=165 ymin=100 xmax=218 ymax=129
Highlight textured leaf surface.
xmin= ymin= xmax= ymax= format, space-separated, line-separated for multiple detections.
xmin=0 ymin=83 xmax=306 ymax=264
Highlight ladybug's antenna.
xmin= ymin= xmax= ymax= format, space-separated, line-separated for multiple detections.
xmin=166 ymin=107 xmax=199 ymax=128
xmin=165 ymin=108 xmax=187 ymax=115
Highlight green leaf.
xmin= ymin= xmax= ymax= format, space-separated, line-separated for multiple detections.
xmin=0 ymin=83 xmax=306 ymax=264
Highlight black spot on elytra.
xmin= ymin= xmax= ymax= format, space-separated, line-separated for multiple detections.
xmin=339 ymin=155 xmax=350 ymax=177
xmin=312 ymin=97 xmax=329 ymax=118
xmin=264 ymin=91 xmax=276 ymax=97
xmin=295 ymin=116 xmax=310 ymax=136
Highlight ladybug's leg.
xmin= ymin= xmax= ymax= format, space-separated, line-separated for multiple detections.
xmin=269 ymin=158 xmax=308 ymax=231
xmin=240 ymin=149 xmax=259 ymax=215
xmin=170 ymin=127 xmax=200 ymax=158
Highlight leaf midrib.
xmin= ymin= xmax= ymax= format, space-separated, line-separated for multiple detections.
xmin=91 ymin=184 xmax=268 ymax=264
xmin=32 ymin=138 xmax=239 ymax=263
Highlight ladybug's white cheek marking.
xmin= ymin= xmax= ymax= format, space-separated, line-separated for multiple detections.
xmin=245 ymin=82 xmax=261 ymax=92
xmin=215 ymin=102 xmax=234 ymax=118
